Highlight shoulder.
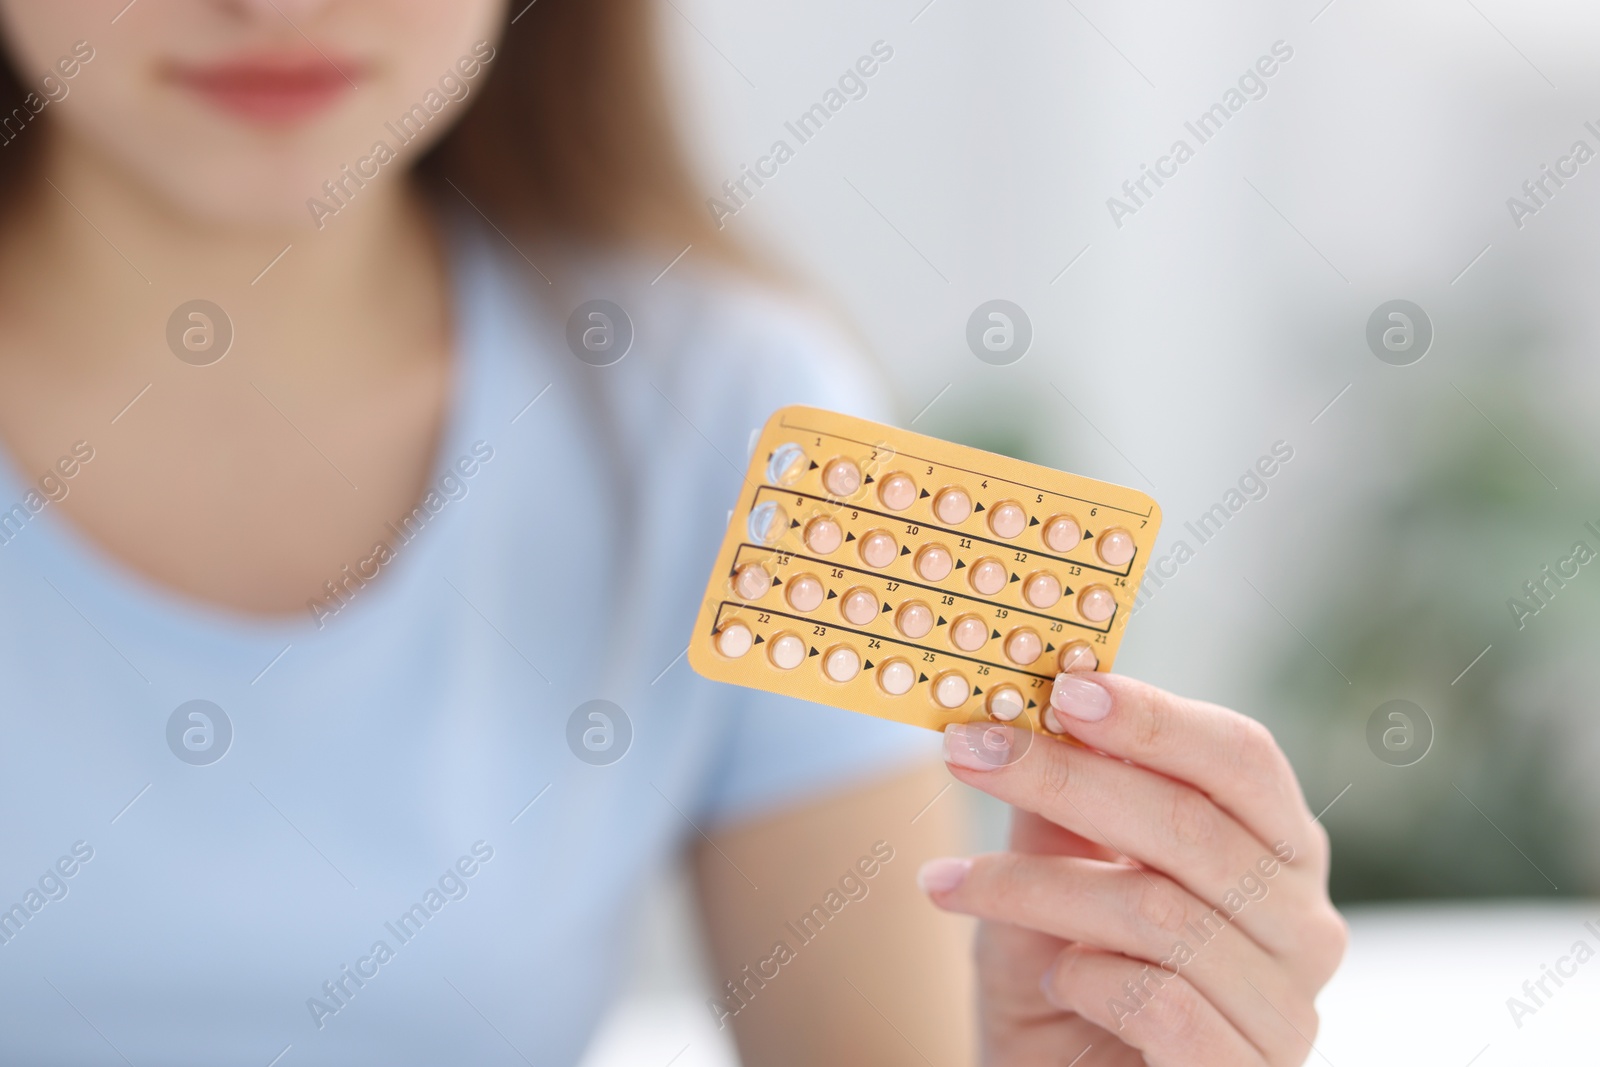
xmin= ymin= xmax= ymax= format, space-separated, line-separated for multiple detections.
xmin=607 ymin=256 xmax=898 ymax=461
xmin=458 ymin=223 xmax=892 ymax=414
xmin=455 ymin=226 xmax=898 ymax=490
xmin=648 ymin=264 xmax=865 ymax=381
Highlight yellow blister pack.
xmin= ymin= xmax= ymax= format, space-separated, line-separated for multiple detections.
xmin=688 ymin=406 xmax=1162 ymax=736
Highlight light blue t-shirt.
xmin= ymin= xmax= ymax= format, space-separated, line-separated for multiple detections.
xmin=0 ymin=224 xmax=936 ymax=1065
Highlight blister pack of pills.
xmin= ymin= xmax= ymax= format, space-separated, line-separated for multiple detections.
xmin=688 ymin=406 xmax=1163 ymax=737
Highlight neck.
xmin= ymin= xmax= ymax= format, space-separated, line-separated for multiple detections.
xmin=0 ymin=125 xmax=447 ymax=383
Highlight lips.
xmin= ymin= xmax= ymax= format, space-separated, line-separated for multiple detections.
xmin=167 ymin=54 xmax=362 ymax=125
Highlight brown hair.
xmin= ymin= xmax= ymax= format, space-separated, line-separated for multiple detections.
xmin=421 ymin=0 xmax=735 ymax=261
xmin=0 ymin=0 xmax=735 ymax=263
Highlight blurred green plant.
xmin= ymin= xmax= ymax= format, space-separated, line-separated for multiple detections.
xmin=1265 ymin=382 xmax=1598 ymax=903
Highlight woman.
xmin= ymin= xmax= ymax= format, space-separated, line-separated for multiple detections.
xmin=0 ymin=1 xmax=1344 ymax=1063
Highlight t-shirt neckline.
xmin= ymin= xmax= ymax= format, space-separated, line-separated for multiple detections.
xmin=0 ymin=220 xmax=498 ymax=657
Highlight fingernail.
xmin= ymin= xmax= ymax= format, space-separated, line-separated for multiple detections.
xmin=943 ymin=722 xmax=1011 ymax=770
xmin=1051 ymin=673 xmax=1111 ymax=722
xmin=917 ymin=857 xmax=972 ymax=894
xmin=1039 ymin=960 xmax=1065 ymax=1007
xmin=1039 ymin=949 xmax=1081 ymax=1008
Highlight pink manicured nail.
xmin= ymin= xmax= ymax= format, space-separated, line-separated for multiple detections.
xmin=1051 ymin=673 xmax=1111 ymax=722
xmin=943 ymin=722 xmax=1011 ymax=770
xmin=917 ymin=857 xmax=972 ymax=894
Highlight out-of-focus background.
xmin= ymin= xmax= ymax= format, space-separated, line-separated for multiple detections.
xmin=585 ymin=1 xmax=1600 ymax=1063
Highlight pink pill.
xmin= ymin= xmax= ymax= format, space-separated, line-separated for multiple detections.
xmin=989 ymin=501 xmax=1026 ymax=539
xmin=950 ymin=615 xmax=988 ymax=652
xmin=877 ymin=658 xmax=915 ymax=696
xmin=1024 ymin=572 xmax=1062 ymax=609
xmin=987 ymin=685 xmax=1025 ymax=722
xmin=823 ymin=644 xmax=861 ymax=682
xmin=933 ymin=487 xmax=972 ymax=525
xmin=716 ymin=622 xmax=753 ymax=658
xmin=1042 ymin=515 xmax=1081 ymax=553
xmin=841 ymin=587 xmax=879 ymax=626
xmin=860 ymin=530 xmax=898 ymax=569
xmin=1097 ymin=528 xmax=1136 ymax=566
xmin=823 ymin=458 xmax=861 ymax=497
xmin=896 ymin=601 xmax=934 ymax=639
xmin=804 ymin=517 xmax=843 ymax=555
xmin=1059 ymin=641 xmax=1098 ymax=673
xmin=733 ymin=563 xmax=771 ymax=601
xmin=786 ymin=574 xmax=824 ymax=612
xmin=1078 ymin=585 xmax=1116 ymax=623
xmin=878 ymin=472 xmax=917 ymax=511
xmin=969 ymin=557 xmax=1007 ymax=596
xmin=932 ymin=671 xmax=970 ymax=709
xmin=768 ymin=632 xmax=806 ymax=670
xmin=1004 ymin=627 xmax=1042 ymax=666
xmin=915 ymin=544 xmax=954 ymax=582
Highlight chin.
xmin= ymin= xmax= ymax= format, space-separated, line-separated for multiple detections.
xmin=128 ymin=142 xmax=394 ymax=232
xmin=173 ymin=176 xmax=351 ymax=231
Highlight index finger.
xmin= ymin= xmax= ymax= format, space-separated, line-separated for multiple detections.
xmin=1045 ymin=672 xmax=1320 ymax=860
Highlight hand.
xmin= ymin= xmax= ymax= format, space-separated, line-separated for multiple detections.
xmin=917 ymin=672 xmax=1346 ymax=1066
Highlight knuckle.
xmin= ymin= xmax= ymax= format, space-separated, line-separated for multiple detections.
xmin=1035 ymin=741 xmax=1074 ymax=803
xmin=1228 ymin=714 xmax=1285 ymax=784
xmin=1306 ymin=905 xmax=1350 ymax=978
xmin=1300 ymin=1004 xmax=1323 ymax=1046
xmin=1328 ymin=907 xmax=1350 ymax=957
xmin=1050 ymin=944 xmax=1086 ymax=984
xmin=1040 ymin=945 xmax=1089 ymax=1006
xmin=1139 ymin=974 xmax=1210 ymax=1047
xmin=1134 ymin=693 xmax=1174 ymax=751
xmin=1306 ymin=818 xmax=1333 ymax=864
xmin=1278 ymin=822 xmax=1329 ymax=873
xmin=1134 ymin=876 xmax=1191 ymax=936
xmin=1286 ymin=1000 xmax=1323 ymax=1056
xmin=1165 ymin=787 xmax=1220 ymax=851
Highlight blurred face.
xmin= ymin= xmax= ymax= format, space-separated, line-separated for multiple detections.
xmin=0 ymin=0 xmax=506 ymax=227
